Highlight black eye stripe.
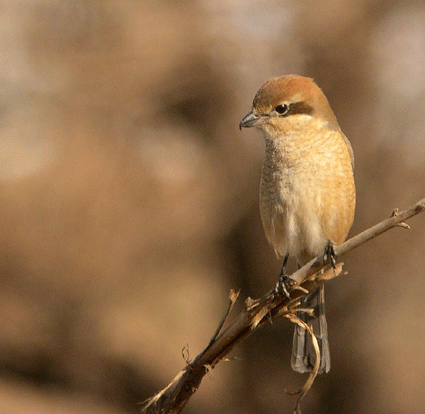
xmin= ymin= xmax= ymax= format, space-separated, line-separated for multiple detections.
xmin=287 ymin=102 xmax=314 ymax=116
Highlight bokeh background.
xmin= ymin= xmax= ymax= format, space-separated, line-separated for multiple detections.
xmin=1 ymin=1 xmax=425 ymax=413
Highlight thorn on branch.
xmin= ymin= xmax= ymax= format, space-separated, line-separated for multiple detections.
xmin=391 ymin=208 xmax=411 ymax=228
xmin=204 ymin=364 xmax=214 ymax=379
xmin=397 ymin=222 xmax=410 ymax=229
xmin=182 ymin=344 xmax=191 ymax=365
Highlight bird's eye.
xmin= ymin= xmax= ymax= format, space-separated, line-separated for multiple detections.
xmin=275 ymin=104 xmax=288 ymax=115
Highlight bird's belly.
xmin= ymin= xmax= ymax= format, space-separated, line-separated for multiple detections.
xmin=260 ymin=177 xmax=327 ymax=260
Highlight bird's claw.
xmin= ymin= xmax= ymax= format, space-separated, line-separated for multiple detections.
xmin=275 ymin=269 xmax=297 ymax=299
xmin=324 ymin=242 xmax=337 ymax=269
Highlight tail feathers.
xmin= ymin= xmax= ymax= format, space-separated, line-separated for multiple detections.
xmin=291 ymin=285 xmax=330 ymax=374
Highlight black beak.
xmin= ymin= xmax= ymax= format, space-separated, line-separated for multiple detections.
xmin=239 ymin=111 xmax=266 ymax=130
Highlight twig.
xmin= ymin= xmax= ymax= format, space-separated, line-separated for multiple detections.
xmin=290 ymin=197 xmax=425 ymax=286
xmin=142 ymin=197 xmax=425 ymax=414
xmin=206 ymin=289 xmax=240 ymax=349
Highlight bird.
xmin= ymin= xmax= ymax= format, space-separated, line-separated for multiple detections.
xmin=239 ymin=75 xmax=356 ymax=374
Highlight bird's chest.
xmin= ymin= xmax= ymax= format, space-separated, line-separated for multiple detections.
xmin=259 ymin=140 xmax=327 ymax=257
xmin=260 ymin=145 xmax=318 ymax=210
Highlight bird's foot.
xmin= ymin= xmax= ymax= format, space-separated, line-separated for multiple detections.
xmin=275 ymin=268 xmax=297 ymax=299
xmin=324 ymin=241 xmax=337 ymax=269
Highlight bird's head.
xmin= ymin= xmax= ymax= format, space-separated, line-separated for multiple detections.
xmin=239 ymin=75 xmax=339 ymax=134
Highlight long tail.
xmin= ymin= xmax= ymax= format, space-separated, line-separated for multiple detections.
xmin=291 ymin=285 xmax=330 ymax=374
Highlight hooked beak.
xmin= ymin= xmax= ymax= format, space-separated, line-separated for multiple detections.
xmin=239 ymin=111 xmax=267 ymax=130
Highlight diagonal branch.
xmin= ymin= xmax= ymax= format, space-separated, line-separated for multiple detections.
xmin=142 ymin=197 xmax=425 ymax=414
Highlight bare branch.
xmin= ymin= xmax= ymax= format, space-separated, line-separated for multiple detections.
xmin=290 ymin=197 xmax=425 ymax=285
xmin=142 ymin=198 xmax=425 ymax=414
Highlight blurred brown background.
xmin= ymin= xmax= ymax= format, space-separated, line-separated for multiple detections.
xmin=1 ymin=1 xmax=424 ymax=413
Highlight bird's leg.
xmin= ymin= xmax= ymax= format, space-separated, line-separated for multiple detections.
xmin=323 ymin=241 xmax=337 ymax=269
xmin=275 ymin=253 xmax=296 ymax=298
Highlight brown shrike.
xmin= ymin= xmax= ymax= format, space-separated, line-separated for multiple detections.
xmin=240 ymin=75 xmax=355 ymax=374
